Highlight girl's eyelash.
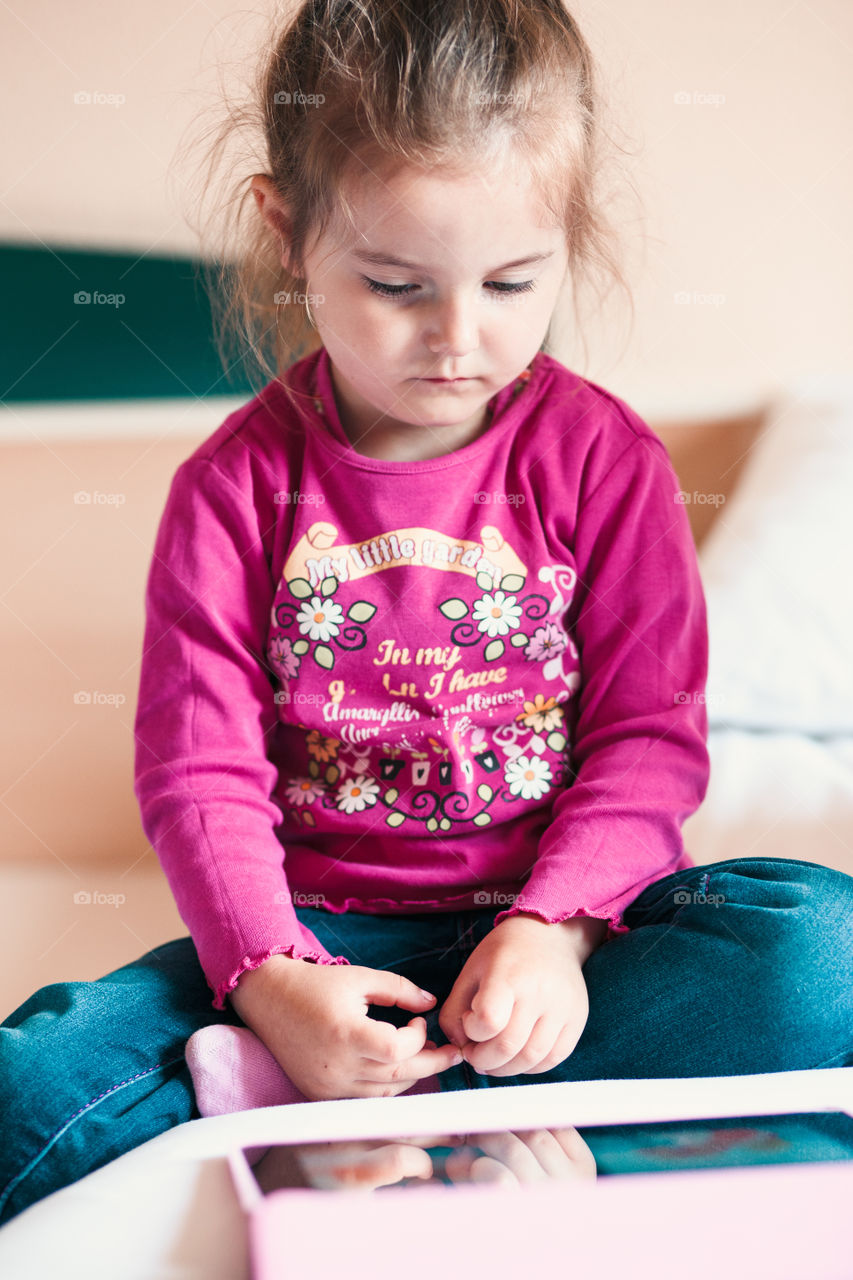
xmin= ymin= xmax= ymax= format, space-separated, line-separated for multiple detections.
xmin=362 ymin=277 xmax=537 ymax=298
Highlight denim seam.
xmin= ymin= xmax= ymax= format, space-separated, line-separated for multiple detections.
xmin=0 ymin=1053 xmax=187 ymax=1216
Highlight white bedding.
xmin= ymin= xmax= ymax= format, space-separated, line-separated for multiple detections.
xmin=1 ymin=1067 xmax=852 ymax=1280
xmin=685 ymin=728 xmax=853 ymax=881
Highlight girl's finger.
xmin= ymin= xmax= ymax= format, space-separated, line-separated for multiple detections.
xmin=362 ymin=1038 xmax=463 ymax=1083
xmin=481 ymin=1014 xmax=559 ymax=1077
xmin=476 ymin=1127 xmax=576 ymax=1179
xmin=515 ymin=1022 xmax=579 ymax=1075
xmin=350 ymin=1015 xmax=412 ymax=1062
xmin=465 ymin=1005 xmax=541 ymax=1074
xmin=462 ymin=979 xmax=515 ymax=1043
xmin=353 ymin=1014 xmax=431 ymax=1065
xmin=359 ymin=970 xmax=437 ymax=1013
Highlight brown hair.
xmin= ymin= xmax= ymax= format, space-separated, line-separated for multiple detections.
xmin=177 ymin=0 xmax=641 ymax=402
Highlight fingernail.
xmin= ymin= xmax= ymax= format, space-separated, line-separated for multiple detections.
xmin=419 ymin=990 xmax=435 ymax=1002
xmin=450 ymin=1050 xmax=463 ymax=1065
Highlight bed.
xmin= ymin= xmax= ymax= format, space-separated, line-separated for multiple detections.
xmin=1 ymin=373 xmax=852 ymax=1275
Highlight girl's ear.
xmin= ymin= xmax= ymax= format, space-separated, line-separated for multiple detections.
xmin=250 ymin=174 xmax=301 ymax=276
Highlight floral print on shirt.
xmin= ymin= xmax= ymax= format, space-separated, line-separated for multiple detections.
xmin=266 ymin=521 xmax=581 ymax=833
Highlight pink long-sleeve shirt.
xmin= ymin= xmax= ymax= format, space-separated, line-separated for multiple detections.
xmin=134 ymin=346 xmax=709 ymax=1010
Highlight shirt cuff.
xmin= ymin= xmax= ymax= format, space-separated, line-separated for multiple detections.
xmin=214 ymin=942 xmax=351 ymax=1011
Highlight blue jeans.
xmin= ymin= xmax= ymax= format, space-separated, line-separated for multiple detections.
xmin=1 ymin=856 xmax=852 ymax=1225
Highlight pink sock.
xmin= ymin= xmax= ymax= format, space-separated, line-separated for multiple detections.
xmin=185 ymin=1024 xmax=440 ymax=1120
xmin=185 ymin=1024 xmax=309 ymax=1115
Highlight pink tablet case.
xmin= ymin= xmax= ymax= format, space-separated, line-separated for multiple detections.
xmin=230 ymin=1135 xmax=853 ymax=1280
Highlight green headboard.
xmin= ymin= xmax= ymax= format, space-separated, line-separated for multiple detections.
xmin=0 ymin=244 xmax=257 ymax=402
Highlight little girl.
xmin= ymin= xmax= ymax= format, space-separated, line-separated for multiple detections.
xmin=2 ymin=0 xmax=852 ymax=1225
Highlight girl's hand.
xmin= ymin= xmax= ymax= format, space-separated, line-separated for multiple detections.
xmin=228 ymin=954 xmax=463 ymax=1101
xmin=442 ymin=1125 xmax=597 ymax=1184
xmin=438 ymin=914 xmax=597 ymax=1077
xmin=252 ymin=1137 xmax=438 ymax=1193
xmin=252 ymin=1124 xmax=596 ymax=1193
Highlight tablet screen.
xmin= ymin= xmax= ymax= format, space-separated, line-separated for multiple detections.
xmin=243 ymin=1110 xmax=853 ymax=1193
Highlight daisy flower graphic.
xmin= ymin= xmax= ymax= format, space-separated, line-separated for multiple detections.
xmin=471 ymin=589 xmax=522 ymax=638
xmin=504 ymin=754 xmax=553 ymax=801
xmin=296 ymin=595 xmax=345 ymax=642
xmin=284 ymin=778 xmax=325 ymax=807
xmin=335 ymin=774 xmax=381 ymax=814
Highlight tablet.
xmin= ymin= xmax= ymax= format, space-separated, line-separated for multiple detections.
xmin=240 ymin=1108 xmax=853 ymax=1193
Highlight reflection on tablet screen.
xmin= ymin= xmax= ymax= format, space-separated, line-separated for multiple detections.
xmin=246 ymin=1111 xmax=853 ymax=1194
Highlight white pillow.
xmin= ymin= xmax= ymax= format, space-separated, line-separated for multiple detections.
xmin=697 ymin=375 xmax=853 ymax=736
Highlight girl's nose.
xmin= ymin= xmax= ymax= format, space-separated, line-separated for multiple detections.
xmin=425 ymin=296 xmax=479 ymax=356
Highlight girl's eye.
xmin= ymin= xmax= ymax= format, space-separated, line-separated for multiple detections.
xmin=363 ymin=278 xmax=416 ymax=298
xmin=487 ymin=280 xmax=537 ymax=294
xmin=362 ymin=277 xmax=537 ymax=299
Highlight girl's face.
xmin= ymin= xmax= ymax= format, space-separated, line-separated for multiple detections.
xmin=256 ymin=154 xmax=570 ymax=455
